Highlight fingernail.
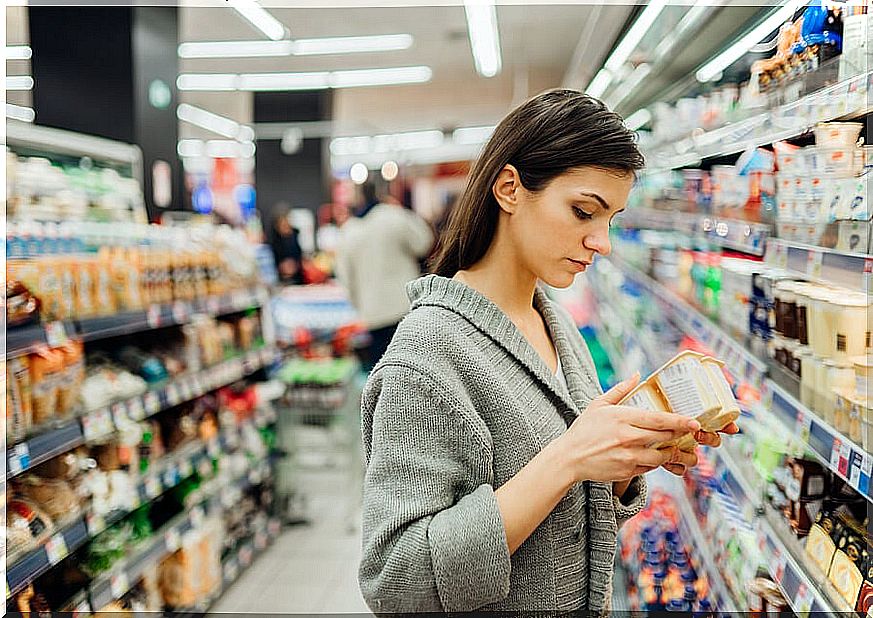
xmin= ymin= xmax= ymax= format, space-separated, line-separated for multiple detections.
xmin=688 ymin=420 xmax=701 ymax=431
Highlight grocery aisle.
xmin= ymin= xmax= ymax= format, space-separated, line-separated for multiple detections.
xmin=211 ymin=469 xmax=370 ymax=615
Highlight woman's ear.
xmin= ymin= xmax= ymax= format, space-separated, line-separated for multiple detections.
xmin=492 ymin=165 xmax=522 ymax=214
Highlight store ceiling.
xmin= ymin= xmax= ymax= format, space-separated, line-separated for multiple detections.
xmin=177 ymin=3 xmax=634 ymax=138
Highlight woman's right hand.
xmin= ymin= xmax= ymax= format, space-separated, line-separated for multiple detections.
xmin=555 ymin=373 xmax=701 ymax=483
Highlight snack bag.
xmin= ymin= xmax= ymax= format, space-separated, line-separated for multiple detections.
xmin=57 ymin=340 xmax=85 ymax=418
xmin=7 ymin=356 xmax=33 ymax=442
xmin=73 ymin=258 xmax=97 ymax=319
xmin=29 ymin=347 xmax=62 ymax=426
xmin=620 ymin=350 xmax=741 ymax=451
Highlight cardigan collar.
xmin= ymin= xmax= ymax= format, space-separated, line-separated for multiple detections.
xmin=407 ymin=274 xmax=596 ymax=418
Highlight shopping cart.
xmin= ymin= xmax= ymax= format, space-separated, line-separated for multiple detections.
xmin=272 ymin=354 xmax=365 ymax=533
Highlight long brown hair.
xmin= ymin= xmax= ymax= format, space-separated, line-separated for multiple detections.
xmin=430 ymin=90 xmax=644 ymax=277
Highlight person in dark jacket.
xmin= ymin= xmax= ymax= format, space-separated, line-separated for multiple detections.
xmin=271 ymin=209 xmax=305 ymax=285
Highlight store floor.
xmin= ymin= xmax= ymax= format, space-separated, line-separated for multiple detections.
xmin=210 ymin=468 xmax=371 ymax=615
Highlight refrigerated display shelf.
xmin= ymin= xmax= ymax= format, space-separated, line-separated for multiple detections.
xmin=765 ymin=238 xmax=873 ymax=295
xmin=607 ymin=257 xmax=768 ymax=389
xmin=713 ymin=446 xmax=850 ymax=617
xmin=6 ymin=287 xmax=269 ymax=359
xmin=6 ymin=438 xmax=222 ymax=597
xmin=620 ymin=206 xmax=772 ymax=257
xmin=644 ymin=70 xmax=872 ymax=172
xmin=763 ymin=380 xmax=872 ymax=502
xmin=6 ymin=346 xmax=277 ymax=479
xmin=86 ymin=457 xmax=272 ymax=612
xmin=668 ymin=476 xmax=741 ymax=615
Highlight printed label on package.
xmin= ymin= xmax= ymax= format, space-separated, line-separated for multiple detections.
xmin=45 ymin=533 xmax=69 ymax=565
xmin=655 ymin=357 xmax=708 ymax=418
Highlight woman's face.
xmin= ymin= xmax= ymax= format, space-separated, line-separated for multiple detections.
xmin=500 ymin=166 xmax=634 ymax=289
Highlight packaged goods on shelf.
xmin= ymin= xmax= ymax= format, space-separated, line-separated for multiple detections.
xmin=6 ymin=149 xmax=146 ymax=224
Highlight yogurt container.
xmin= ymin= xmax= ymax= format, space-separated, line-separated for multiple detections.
xmin=827 ymin=360 xmax=856 ymax=428
xmin=799 ymin=350 xmax=817 ymax=409
xmin=814 ymin=121 xmax=863 ymax=147
xmin=830 ymin=292 xmax=870 ymax=360
xmin=620 ymin=350 xmax=740 ymax=450
xmin=854 ymin=355 xmax=871 ymax=400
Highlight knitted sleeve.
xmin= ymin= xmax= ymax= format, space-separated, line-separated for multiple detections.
xmin=358 ymin=363 xmax=511 ymax=614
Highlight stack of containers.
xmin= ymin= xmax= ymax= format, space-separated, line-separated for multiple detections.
xmin=774 ymin=121 xmax=869 ymax=248
xmin=769 ymin=277 xmax=871 ymax=448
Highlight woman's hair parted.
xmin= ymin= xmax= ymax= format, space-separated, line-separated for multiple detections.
xmin=429 ymin=90 xmax=645 ymax=277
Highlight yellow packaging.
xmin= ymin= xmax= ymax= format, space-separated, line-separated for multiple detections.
xmin=107 ymin=247 xmax=143 ymax=311
xmin=829 ymin=549 xmax=865 ymax=608
xmin=50 ymin=257 xmax=76 ymax=320
xmin=805 ymin=523 xmax=837 ymax=574
xmin=7 ymin=356 xmax=33 ymax=442
xmin=37 ymin=259 xmax=64 ymax=321
xmin=620 ymin=350 xmax=741 ymax=450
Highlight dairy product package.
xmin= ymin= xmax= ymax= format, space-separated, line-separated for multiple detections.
xmin=619 ymin=350 xmax=741 ymax=451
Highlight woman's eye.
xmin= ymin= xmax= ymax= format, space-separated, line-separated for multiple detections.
xmin=572 ymin=206 xmax=593 ymax=221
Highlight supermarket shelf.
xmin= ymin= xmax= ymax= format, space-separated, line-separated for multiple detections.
xmin=668 ymin=476 xmax=741 ymax=615
xmin=6 ymin=346 xmax=277 ymax=480
xmin=620 ymin=206 xmax=772 ymax=257
xmin=644 ymin=70 xmax=872 ymax=171
xmin=607 ymin=257 xmax=768 ymax=389
xmin=87 ymin=457 xmax=272 ymax=611
xmin=6 ymin=516 xmax=89 ymax=598
xmin=6 ymin=439 xmax=219 ymax=598
xmin=6 ymin=286 xmax=268 ymax=359
xmin=763 ymin=380 xmax=872 ymax=502
xmin=713 ymin=447 xmax=848 ymax=617
xmin=765 ymin=238 xmax=873 ymax=294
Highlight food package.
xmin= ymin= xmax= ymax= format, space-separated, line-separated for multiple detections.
xmin=7 ymin=496 xmax=55 ymax=560
xmin=6 ymin=279 xmax=41 ymax=328
xmin=29 ymin=346 xmax=63 ymax=426
xmin=15 ymin=475 xmax=81 ymax=523
xmin=56 ymin=340 xmax=85 ymax=418
xmin=53 ymin=257 xmax=76 ymax=320
xmin=157 ymin=519 xmax=222 ymax=607
xmin=620 ymin=350 xmax=741 ymax=450
xmin=829 ymin=524 xmax=869 ymax=608
xmin=94 ymin=255 xmax=116 ymax=316
xmin=7 ymin=356 xmax=33 ymax=442
xmin=73 ymin=259 xmax=97 ymax=319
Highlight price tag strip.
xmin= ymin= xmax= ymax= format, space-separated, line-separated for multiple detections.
xmin=45 ymin=533 xmax=69 ymax=566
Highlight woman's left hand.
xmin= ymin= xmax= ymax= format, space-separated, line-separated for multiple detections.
xmin=661 ymin=422 xmax=740 ymax=476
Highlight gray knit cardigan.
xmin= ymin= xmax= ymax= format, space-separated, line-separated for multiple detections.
xmin=359 ymin=275 xmax=646 ymax=615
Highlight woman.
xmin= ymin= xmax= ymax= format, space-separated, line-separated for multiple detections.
xmin=359 ymin=90 xmax=737 ymax=614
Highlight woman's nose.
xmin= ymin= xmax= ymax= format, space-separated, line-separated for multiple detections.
xmin=583 ymin=231 xmax=611 ymax=257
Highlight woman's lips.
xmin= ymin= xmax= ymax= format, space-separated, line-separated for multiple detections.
xmin=567 ymin=258 xmax=589 ymax=272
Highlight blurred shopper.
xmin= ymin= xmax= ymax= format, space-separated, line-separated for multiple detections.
xmin=335 ymin=192 xmax=433 ymax=370
xmin=358 ymin=91 xmax=737 ymax=614
xmin=270 ymin=208 xmax=305 ymax=285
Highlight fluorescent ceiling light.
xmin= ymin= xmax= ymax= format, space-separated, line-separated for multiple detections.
xmin=452 ymin=125 xmax=495 ymax=145
xmin=6 ymin=75 xmax=34 ymax=90
xmin=178 ymin=40 xmax=293 ymax=58
xmin=584 ymin=68 xmax=612 ymax=99
xmin=228 ymin=0 xmax=287 ymax=41
xmin=6 ymin=45 xmax=32 ymax=60
xmin=330 ymin=66 xmax=432 ymax=88
xmin=464 ymin=0 xmax=502 ymax=77
xmin=177 ymin=73 xmax=238 ymax=91
xmin=606 ymin=63 xmax=651 ymax=110
xmin=294 ymin=34 xmax=413 ymax=55
xmin=178 ymin=66 xmax=432 ymax=92
xmin=177 ymin=103 xmax=241 ymax=139
xmin=238 ymin=71 xmax=331 ymax=91
xmin=624 ymin=108 xmax=652 ymax=131
xmin=604 ymin=0 xmax=668 ymax=72
xmin=696 ymin=0 xmax=803 ymax=82
xmin=330 ymin=129 xmax=443 ymax=156
xmin=6 ymin=103 xmax=35 ymax=122
xmin=177 ymin=139 xmax=206 ymax=158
